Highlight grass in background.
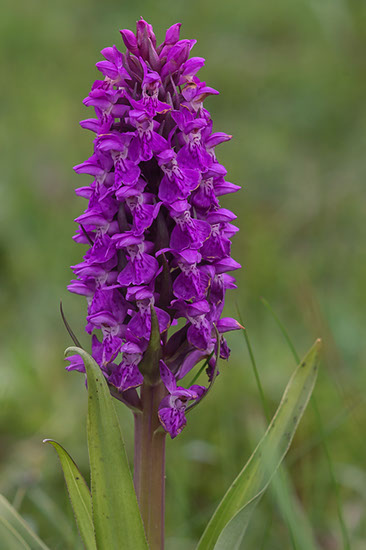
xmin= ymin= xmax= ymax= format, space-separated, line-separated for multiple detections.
xmin=237 ymin=304 xmax=320 ymax=550
xmin=260 ymin=297 xmax=350 ymax=550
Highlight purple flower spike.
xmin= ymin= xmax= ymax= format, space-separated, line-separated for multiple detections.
xmin=69 ymin=19 xmax=241 ymax=437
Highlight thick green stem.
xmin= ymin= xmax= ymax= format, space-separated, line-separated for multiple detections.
xmin=134 ymin=382 xmax=167 ymax=550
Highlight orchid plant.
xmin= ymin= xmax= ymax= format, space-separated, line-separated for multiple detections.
xmin=0 ymin=18 xmax=321 ymax=550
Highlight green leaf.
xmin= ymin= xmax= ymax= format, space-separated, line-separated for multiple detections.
xmin=196 ymin=339 xmax=321 ymax=550
xmin=65 ymin=347 xmax=148 ymax=550
xmin=43 ymin=439 xmax=96 ymax=550
xmin=213 ymin=499 xmax=258 ymax=550
xmin=0 ymin=494 xmax=50 ymax=550
xmin=237 ymin=310 xmax=320 ymax=550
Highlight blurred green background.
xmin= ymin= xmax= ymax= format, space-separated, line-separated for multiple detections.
xmin=1 ymin=0 xmax=365 ymax=548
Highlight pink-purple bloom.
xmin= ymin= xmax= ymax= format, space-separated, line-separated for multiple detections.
xmin=68 ymin=19 xmax=241 ymax=438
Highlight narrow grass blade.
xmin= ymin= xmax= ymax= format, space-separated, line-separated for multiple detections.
xmin=0 ymin=516 xmax=30 ymax=550
xmin=261 ymin=297 xmax=351 ymax=550
xmin=269 ymin=468 xmax=319 ymax=550
xmin=0 ymin=494 xmax=50 ymax=550
xmin=235 ymin=305 xmax=270 ymax=422
xmin=43 ymin=440 xmax=96 ymax=550
xmin=27 ymin=487 xmax=77 ymax=548
xmin=196 ymin=339 xmax=321 ymax=550
xmin=65 ymin=347 xmax=148 ymax=550
xmin=237 ymin=307 xmax=319 ymax=550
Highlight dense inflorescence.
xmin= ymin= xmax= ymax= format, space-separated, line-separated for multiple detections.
xmin=67 ymin=19 xmax=241 ymax=438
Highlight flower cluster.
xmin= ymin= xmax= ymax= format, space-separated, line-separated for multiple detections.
xmin=67 ymin=19 xmax=241 ymax=438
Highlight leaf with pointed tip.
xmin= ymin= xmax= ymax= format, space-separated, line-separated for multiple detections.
xmin=65 ymin=347 xmax=148 ymax=550
xmin=196 ymin=339 xmax=321 ymax=550
xmin=0 ymin=494 xmax=50 ymax=550
xmin=43 ymin=440 xmax=96 ymax=550
xmin=138 ymin=304 xmax=161 ymax=385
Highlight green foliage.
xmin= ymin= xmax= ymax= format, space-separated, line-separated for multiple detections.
xmin=0 ymin=495 xmax=50 ymax=550
xmin=1 ymin=341 xmax=319 ymax=549
xmin=1 ymin=346 xmax=148 ymax=550
xmin=197 ymin=340 xmax=320 ymax=549
xmin=1 ymin=348 xmax=147 ymax=549
xmin=64 ymin=347 xmax=147 ymax=550
xmin=42 ymin=440 xmax=96 ymax=550
xmin=238 ymin=315 xmax=320 ymax=550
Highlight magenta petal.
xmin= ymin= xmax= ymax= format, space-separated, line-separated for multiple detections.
xmin=116 ymin=263 xmax=134 ymax=286
xmin=216 ymin=317 xmax=243 ymax=333
xmin=187 ymin=317 xmax=212 ymax=350
xmin=201 ymin=232 xmax=231 ymax=261
xmin=65 ymin=355 xmax=85 ymax=372
xmin=181 ymin=57 xmax=205 ymax=78
xmin=215 ymin=181 xmax=241 ymax=196
xmin=126 ymin=313 xmax=148 ymax=339
xmin=132 ymin=254 xmax=159 ymax=285
xmin=174 ymin=385 xmax=199 ymax=399
xmin=173 ymin=272 xmax=195 ymax=300
xmin=158 ymin=405 xmax=186 ymax=439
xmin=173 ymin=269 xmax=208 ymax=301
xmin=185 ymin=300 xmax=211 ymax=316
xmin=159 ymin=360 xmax=177 ymax=393
xmin=79 ymin=118 xmax=100 ymax=132
xmin=176 ymin=350 xmax=207 ymax=379
xmin=109 ymin=361 xmax=143 ymax=392
xmin=102 ymin=335 xmax=122 ymax=363
xmin=120 ymin=29 xmax=139 ymax=55
xmin=67 ymin=280 xmax=94 ymax=297
xmin=158 ymin=175 xmax=182 ymax=203
xmin=155 ymin=307 xmax=171 ymax=333
xmin=189 ymin=384 xmax=206 ymax=399
xmin=164 ymin=23 xmax=182 ymax=46
xmin=214 ymin=258 xmax=242 ymax=274
xmin=87 ymin=311 xmax=118 ymax=328
xmin=75 ymin=210 xmax=107 ymax=227
xmin=206 ymin=208 xmax=237 ymax=224
xmin=115 ymin=160 xmax=140 ymax=186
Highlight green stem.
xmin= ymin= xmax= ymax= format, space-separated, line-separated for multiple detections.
xmin=134 ymin=382 xmax=167 ymax=550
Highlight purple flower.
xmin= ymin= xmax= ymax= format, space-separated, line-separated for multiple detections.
xmin=172 ymin=250 xmax=213 ymax=301
xmin=108 ymin=341 xmax=144 ymax=392
xmin=170 ymin=204 xmax=211 ymax=251
xmin=69 ymin=19 xmax=241 ymax=438
xmin=158 ymin=361 xmax=205 ymax=438
xmin=157 ymin=150 xmax=200 ymax=203
xmin=112 ymin=233 xmax=159 ymax=286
